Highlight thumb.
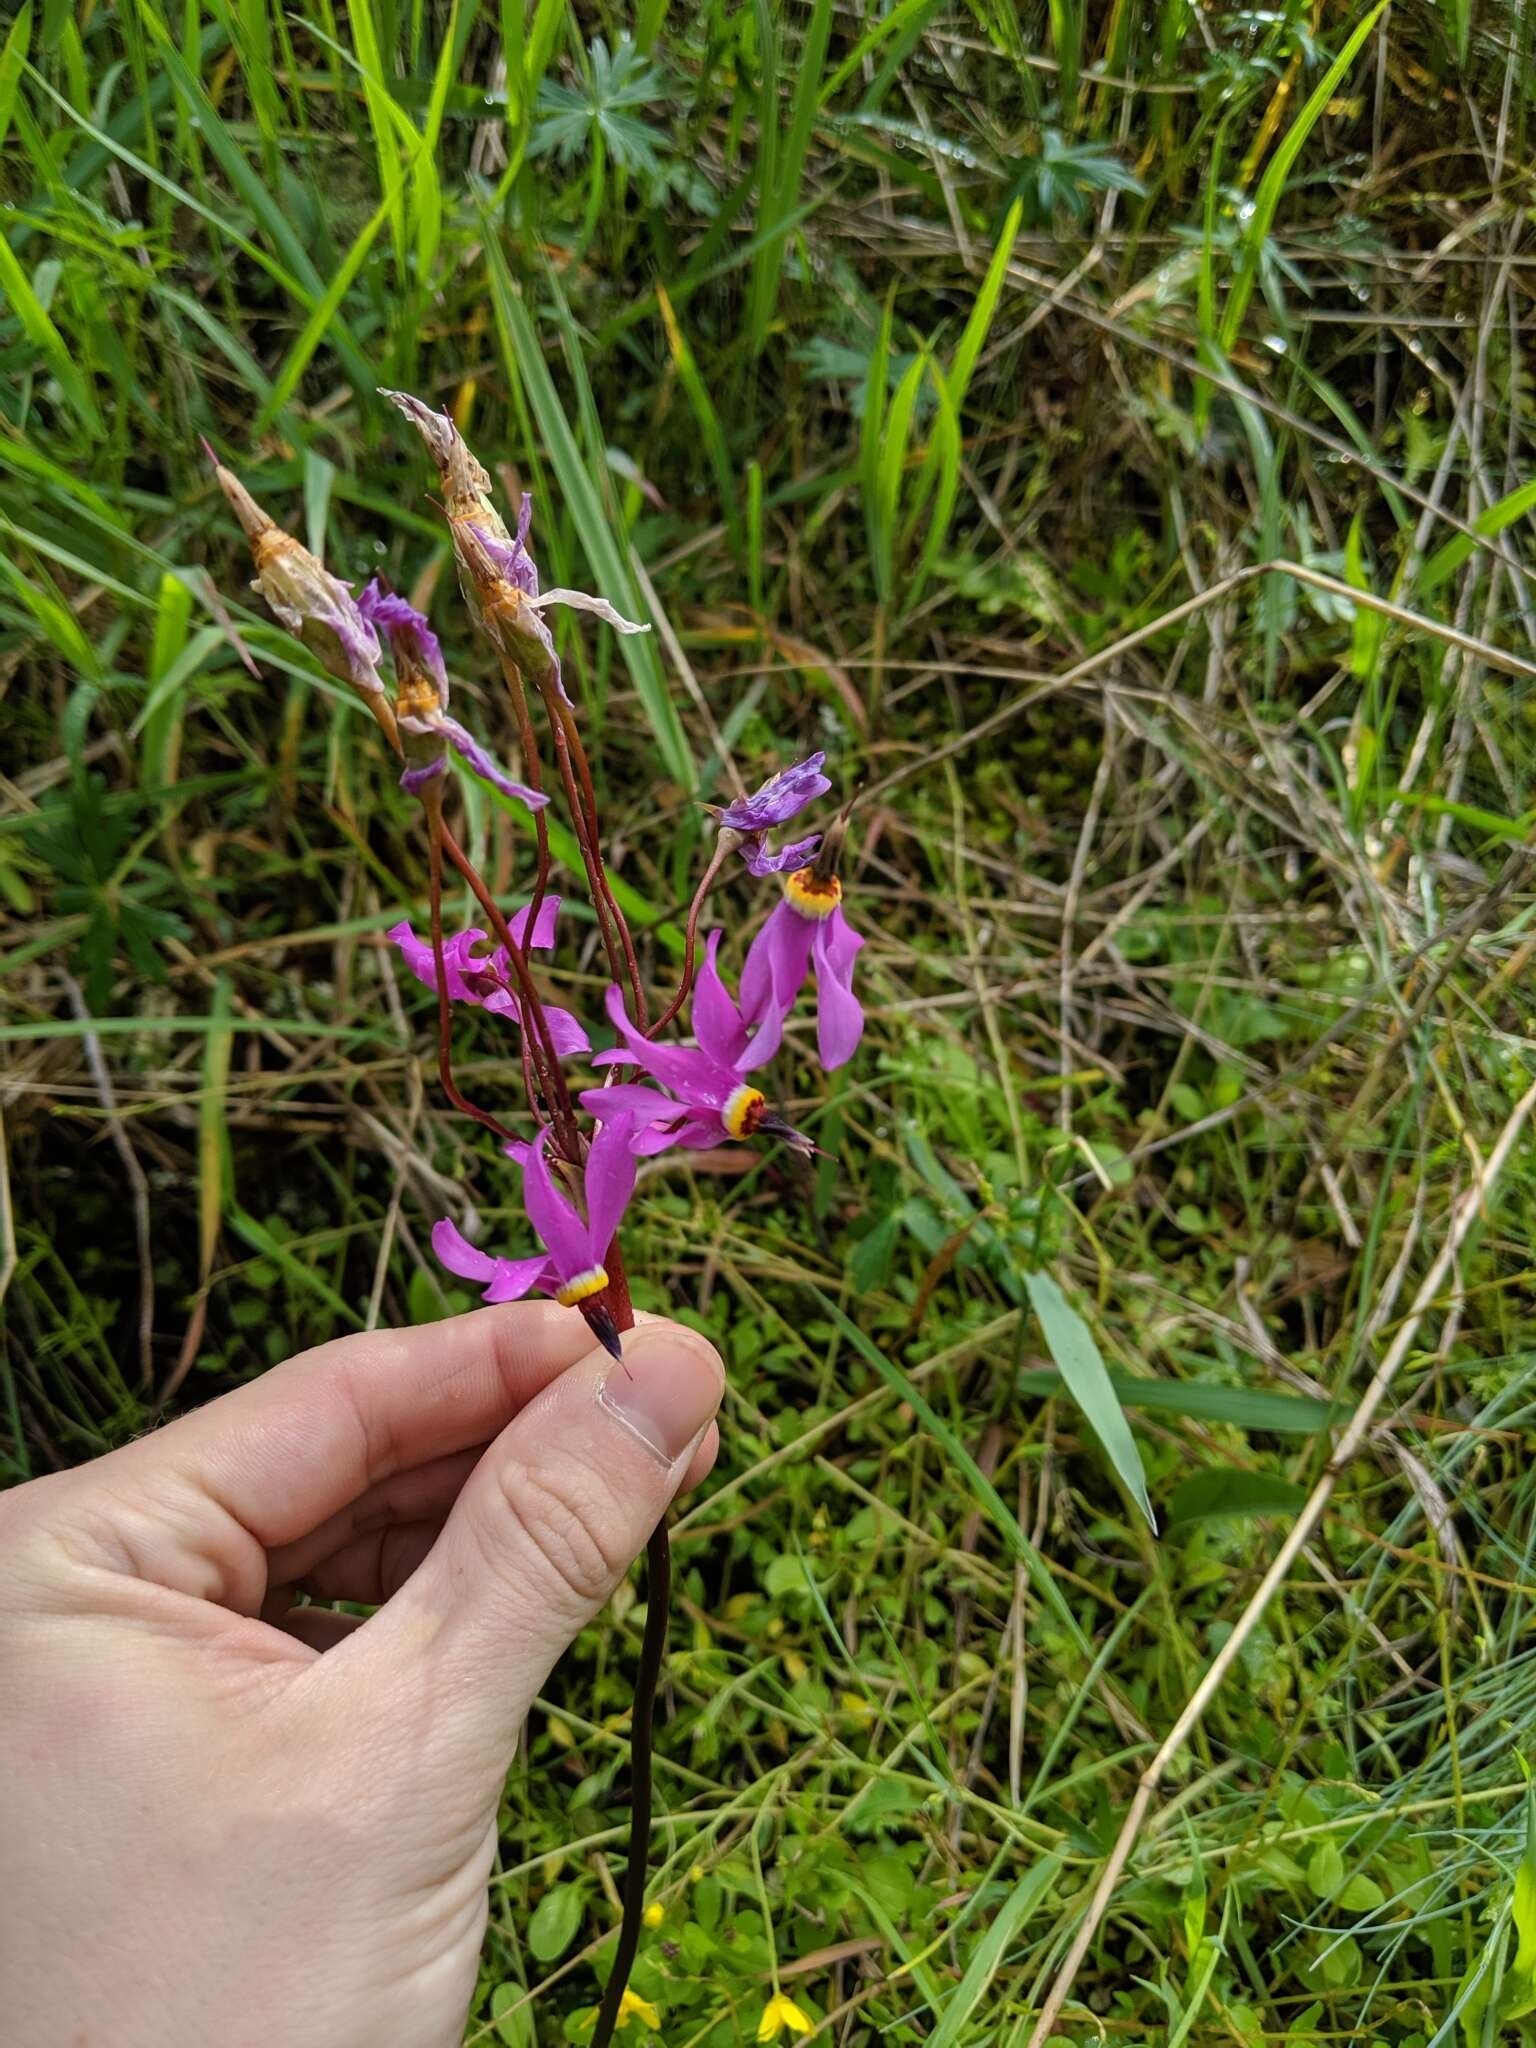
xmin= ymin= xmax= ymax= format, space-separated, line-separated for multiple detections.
xmin=332 ymin=1316 xmax=723 ymax=1797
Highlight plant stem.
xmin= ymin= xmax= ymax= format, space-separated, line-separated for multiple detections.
xmin=424 ymin=789 xmax=518 ymax=1144
xmin=589 ymin=1516 xmax=671 ymax=2048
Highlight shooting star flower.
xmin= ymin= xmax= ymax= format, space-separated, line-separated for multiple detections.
xmin=583 ymin=933 xmax=811 ymax=1157
xmin=741 ymin=867 xmax=865 ymax=1071
xmin=387 ymin=898 xmax=590 ymax=1057
xmin=716 ymin=751 xmax=830 ymax=875
xmin=357 ymin=580 xmax=546 ymax=811
xmin=432 ymin=1118 xmax=637 ymax=1358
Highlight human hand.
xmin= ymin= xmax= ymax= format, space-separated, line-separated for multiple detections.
xmin=0 ymin=1305 xmax=723 ymax=2048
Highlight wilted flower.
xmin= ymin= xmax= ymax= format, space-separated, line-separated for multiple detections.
xmin=432 ymin=1118 xmax=637 ymax=1357
xmin=716 ymin=752 xmax=830 ymax=876
xmin=379 ymin=389 xmax=648 ymax=699
xmin=741 ymin=867 xmax=864 ymax=1071
xmin=757 ymin=1991 xmax=814 ymax=2041
xmin=584 ymin=933 xmax=810 ymax=1157
xmin=387 ymin=898 xmax=590 ymax=1056
xmin=203 ymin=441 xmax=394 ymax=746
xmin=357 ymin=580 xmax=546 ymax=811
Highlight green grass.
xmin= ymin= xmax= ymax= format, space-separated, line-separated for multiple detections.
xmin=5 ymin=3 xmax=1536 ymax=2045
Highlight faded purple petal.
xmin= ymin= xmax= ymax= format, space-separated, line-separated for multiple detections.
xmin=740 ymin=901 xmax=814 ymax=1023
xmin=720 ymin=753 xmax=830 ymax=833
xmin=584 ymin=1115 xmax=638 ymax=1249
xmin=469 ymin=515 xmax=540 ymax=598
xmin=432 ymin=1218 xmax=549 ymax=1304
xmin=437 ymin=715 xmax=549 ymax=811
xmin=400 ymin=757 xmax=449 ymax=795
xmin=738 ymin=830 xmax=822 ymax=877
xmin=520 ymin=1127 xmax=593 ymax=1279
xmin=813 ymin=909 xmax=865 ymax=1070
xmin=357 ymin=580 xmax=448 ymax=692
xmin=530 ymin=588 xmax=649 ymax=636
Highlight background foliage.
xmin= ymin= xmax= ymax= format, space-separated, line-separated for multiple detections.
xmin=4 ymin=0 xmax=1536 ymax=2042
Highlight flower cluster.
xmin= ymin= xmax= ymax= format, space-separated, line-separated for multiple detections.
xmin=404 ymin=749 xmax=864 ymax=1323
xmin=207 ymin=405 xmax=865 ymax=1365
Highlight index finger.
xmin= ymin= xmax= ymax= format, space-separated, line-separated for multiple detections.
xmin=113 ymin=1300 xmax=604 ymax=1551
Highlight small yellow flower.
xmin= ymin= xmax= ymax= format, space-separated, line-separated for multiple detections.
xmin=757 ymin=1991 xmax=814 ymax=2041
xmin=617 ymin=1987 xmax=661 ymax=2030
xmin=643 ymin=1902 xmax=665 ymax=1929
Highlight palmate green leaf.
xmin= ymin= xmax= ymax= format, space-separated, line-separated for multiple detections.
xmin=1023 ymin=1271 xmax=1156 ymax=1530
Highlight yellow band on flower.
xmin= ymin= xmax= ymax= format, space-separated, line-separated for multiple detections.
xmin=555 ymin=1264 xmax=609 ymax=1308
xmin=784 ymin=868 xmax=842 ymax=921
xmin=723 ymin=1085 xmax=767 ymax=1140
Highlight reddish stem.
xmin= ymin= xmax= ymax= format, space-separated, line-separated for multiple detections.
xmin=423 ymin=790 xmax=519 ymax=1144
xmin=648 ymin=840 xmax=729 ymax=1038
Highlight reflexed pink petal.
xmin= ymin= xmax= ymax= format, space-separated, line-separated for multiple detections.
xmin=579 ymin=1083 xmax=679 ymax=1124
xmin=584 ymin=1116 xmax=638 ymax=1248
xmin=692 ymin=931 xmax=747 ymax=1068
xmin=543 ymin=1004 xmax=591 ymax=1058
xmin=519 ymin=1128 xmax=593 ymax=1277
xmin=388 ymin=920 xmax=479 ymax=1003
xmin=593 ymin=986 xmax=738 ymax=1106
xmin=813 ymin=910 xmax=865 ymax=1070
xmin=507 ymin=893 xmax=561 ymax=953
xmin=431 ymin=1219 xmax=548 ymax=1304
xmin=741 ymin=902 xmax=814 ymax=1022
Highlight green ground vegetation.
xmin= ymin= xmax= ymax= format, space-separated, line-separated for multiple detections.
xmin=4 ymin=1 xmax=1536 ymax=2042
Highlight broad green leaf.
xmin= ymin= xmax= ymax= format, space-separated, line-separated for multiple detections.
xmin=527 ymin=1883 xmax=585 ymax=1962
xmin=1024 ymin=1271 xmax=1156 ymax=1529
xmin=1168 ymin=1467 xmax=1307 ymax=1526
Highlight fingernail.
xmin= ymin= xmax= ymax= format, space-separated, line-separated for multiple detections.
xmin=598 ymin=1327 xmax=722 ymax=1467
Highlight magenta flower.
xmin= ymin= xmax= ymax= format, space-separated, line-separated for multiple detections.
xmin=583 ymin=933 xmax=811 ymax=1157
xmin=387 ymin=897 xmax=590 ymax=1057
xmin=741 ymin=868 xmax=865 ymax=1071
xmin=432 ymin=1118 xmax=637 ymax=1357
xmin=356 ymin=579 xmax=547 ymax=812
xmin=717 ymin=752 xmax=830 ymax=875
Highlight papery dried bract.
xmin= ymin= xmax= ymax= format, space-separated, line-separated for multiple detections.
xmin=203 ymin=440 xmax=397 ymax=749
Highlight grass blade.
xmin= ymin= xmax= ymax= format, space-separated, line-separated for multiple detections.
xmin=1023 ymin=1270 xmax=1156 ymax=1530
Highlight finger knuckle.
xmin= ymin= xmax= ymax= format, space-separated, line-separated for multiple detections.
xmin=488 ymin=1454 xmax=627 ymax=1615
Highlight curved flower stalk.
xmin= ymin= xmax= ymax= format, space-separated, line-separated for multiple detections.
xmin=388 ymin=906 xmax=591 ymax=1058
xmin=358 ymin=581 xmax=545 ymax=811
xmin=715 ymin=750 xmax=829 ymax=875
xmin=586 ymin=934 xmax=812 ymax=1157
xmin=202 ymin=440 xmax=396 ymax=749
xmin=433 ymin=1118 xmax=637 ymax=1358
xmin=741 ymin=865 xmax=865 ymax=1071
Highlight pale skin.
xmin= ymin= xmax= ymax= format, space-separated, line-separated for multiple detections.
xmin=0 ymin=1304 xmax=725 ymax=2048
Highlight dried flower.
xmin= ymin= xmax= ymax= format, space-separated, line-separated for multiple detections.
xmin=387 ymin=900 xmax=590 ymax=1057
xmin=432 ymin=1119 xmax=637 ymax=1357
xmin=584 ymin=934 xmax=810 ymax=1156
xmin=203 ymin=441 xmax=394 ymax=746
xmin=379 ymin=389 xmax=648 ymax=699
xmin=757 ymin=1991 xmax=814 ymax=2041
xmin=357 ymin=580 xmax=546 ymax=810
xmin=717 ymin=752 xmax=830 ymax=876
xmin=741 ymin=869 xmax=864 ymax=1071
